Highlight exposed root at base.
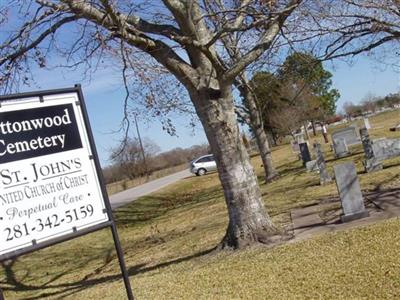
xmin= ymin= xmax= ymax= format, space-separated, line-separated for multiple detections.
xmin=265 ymin=172 xmax=279 ymax=183
xmin=216 ymin=229 xmax=292 ymax=251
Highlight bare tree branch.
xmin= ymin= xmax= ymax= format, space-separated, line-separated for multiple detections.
xmin=222 ymin=0 xmax=303 ymax=83
xmin=0 ymin=15 xmax=78 ymax=66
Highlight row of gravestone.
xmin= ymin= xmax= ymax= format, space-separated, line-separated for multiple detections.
xmin=299 ymin=142 xmax=331 ymax=185
xmin=296 ymin=123 xmax=400 ymax=223
xmin=298 ymin=141 xmax=369 ymax=223
xmin=330 ymin=117 xmax=370 ymax=157
xmin=311 ymin=123 xmax=400 ymax=173
xmin=361 ymin=128 xmax=400 ymax=172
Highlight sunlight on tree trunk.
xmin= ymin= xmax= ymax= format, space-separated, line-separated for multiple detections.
xmin=191 ymin=87 xmax=278 ymax=248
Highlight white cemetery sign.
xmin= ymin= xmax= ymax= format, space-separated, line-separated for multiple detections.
xmin=0 ymin=87 xmax=133 ymax=299
xmin=0 ymin=90 xmax=110 ymax=257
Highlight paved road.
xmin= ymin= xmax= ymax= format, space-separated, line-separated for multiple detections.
xmin=109 ymin=169 xmax=192 ymax=209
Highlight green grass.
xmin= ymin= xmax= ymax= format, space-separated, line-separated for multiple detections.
xmin=1 ymin=109 xmax=400 ymax=299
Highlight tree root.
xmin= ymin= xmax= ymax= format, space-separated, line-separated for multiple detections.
xmin=265 ymin=172 xmax=279 ymax=183
xmin=216 ymin=227 xmax=291 ymax=251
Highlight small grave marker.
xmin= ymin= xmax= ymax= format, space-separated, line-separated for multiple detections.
xmin=360 ymin=127 xmax=400 ymax=172
xmin=331 ymin=126 xmax=361 ymax=157
xmin=333 ymin=162 xmax=369 ymax=222
xmin=333 ymin=138 xmax=349 ymax=158
xmin=299 ymin=142 xmax=311 ymax=166
xmin=372 ymin=138 xmax=400 ymax=161
xmin=331 ymin=126 xmax=360 ymax=146
xmin=306 ymin=160 xmax=318 ymax=172
xmin=314 ymin=143 xmax=332 ymax=185
xmin=360 ymin=127 xmax=382 ymax=172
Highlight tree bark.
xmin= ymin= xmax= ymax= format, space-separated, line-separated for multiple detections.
xmin=253 ymin=124 xmax=278 ymax=182
xmin=311 ymin=120 xmax=316 ymax=136
xmin=271 ymin=130 xmax=278 ymax=146
xmin=191 ymin=86 xmax=278 ymax=249
xmin=241 ymin=83 xmax=278 ymax=182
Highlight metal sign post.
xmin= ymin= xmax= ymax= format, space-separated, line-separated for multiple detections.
xmin=0 ymin=86 xmax=134 ymax=299
xmin=75 ymin=86 xmax=134 ymax=300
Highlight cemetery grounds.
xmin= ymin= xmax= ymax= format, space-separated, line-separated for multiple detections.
xmin=1 ymin=109 xmax=400 ymax=299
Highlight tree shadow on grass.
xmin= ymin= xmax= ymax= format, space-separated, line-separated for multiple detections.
xmin=1 ymin=246 xmax=215 ymax=300
xmin=324 ymin=150 xmax=364 ymax=163
xmin=257 ymin=160 xmax=305 ymax=183
xmin=114 ymin=185 xmax=223 ymax=226
xmin=275 ymin=164 xmax=305 ymax=178
xmin=373 ymin=173 xmax=400 ymax=191
xmin=262 ymin=178 xmax=320 ymax=196
xmin=0 ymin=246 xmax=115 ymax=299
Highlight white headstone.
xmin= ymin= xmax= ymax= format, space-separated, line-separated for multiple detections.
xmin=363 ymin=117 xmax=371 ymax=130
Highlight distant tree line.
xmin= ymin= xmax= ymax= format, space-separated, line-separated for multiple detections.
xmin=103 ymin=140 xmax=210 ymax=184
xmin=343 ymin=92 xmax=400 ymax=118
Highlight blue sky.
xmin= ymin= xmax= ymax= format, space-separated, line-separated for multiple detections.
xmin=13 ymin=54 xmax=400 ymax=167
xmin=326 ymin=56 xmax=400 ymax=112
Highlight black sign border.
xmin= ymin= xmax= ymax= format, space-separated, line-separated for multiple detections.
xmin=0 ymin=86 xmax=134 ymax=299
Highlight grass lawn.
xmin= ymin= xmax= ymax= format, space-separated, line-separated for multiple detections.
xmin=1 ymin=109 xmax=400 ymax=299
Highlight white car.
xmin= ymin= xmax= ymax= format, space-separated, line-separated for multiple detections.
xmin=190 ymin=154 xmax=217 ymax=176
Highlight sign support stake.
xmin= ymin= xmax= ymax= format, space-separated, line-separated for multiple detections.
xmin=110 ymin=223 xmax=134 ymax=300
xmin=76 ymin=84 xmax=134 ymax=299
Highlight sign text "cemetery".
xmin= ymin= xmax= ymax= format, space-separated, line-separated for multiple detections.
xmin=0 ymin=104 xmax=82 ymax=164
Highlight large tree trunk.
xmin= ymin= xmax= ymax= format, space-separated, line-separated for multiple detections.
xmin=191 ymin=86 xmax=278 ymax=249
xmin=242 ymin=84 xmax=278 ymax=182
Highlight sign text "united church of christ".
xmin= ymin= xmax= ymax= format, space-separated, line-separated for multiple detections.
xmin=0 ymin=93 xmax=109 ymax=257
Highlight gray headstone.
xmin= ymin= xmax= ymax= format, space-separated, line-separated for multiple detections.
xmin=314 ymin=143 xmax=332 ymax=185
xmin=294 ymin=133 xmax=305 ymax=144
xmin=333 ymin=138 xmax=349 ymax=158
xmin=306 ymin=159 xmax=319 ymax=172
xmin=364 ymin=157 xmax=384 ymax=173
xmin=331 ymin=126 xmax=361 ymax=147
xmin=372 ymin=138 xmax=400 ymax=160
xmin=333 ymin=162 xmax=369 ymax=222
xmin=299 ymin=142 xmax=312 ymax=166
xmin=360 ymin=128 xmax=374 ymax=160
xmin=360 ymin=127 xmax=383 ymax=172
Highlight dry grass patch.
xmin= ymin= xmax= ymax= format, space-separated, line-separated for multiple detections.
xmin=130 ymin=218 xmax=400 ymax=299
